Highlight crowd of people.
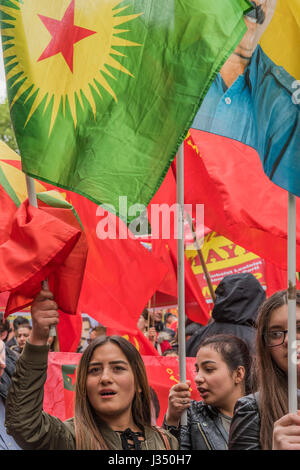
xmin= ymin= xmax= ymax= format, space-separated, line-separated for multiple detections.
xmin=1 ymin=273 xmax=300 ymax=451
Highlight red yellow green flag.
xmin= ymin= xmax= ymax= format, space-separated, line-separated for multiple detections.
xmin=0 ymin=0 xmax=251 ymax=219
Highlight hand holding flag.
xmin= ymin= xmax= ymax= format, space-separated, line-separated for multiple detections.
xmin=30 ymin=289 xmax=59 ymax=346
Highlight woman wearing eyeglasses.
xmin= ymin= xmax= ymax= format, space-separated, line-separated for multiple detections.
xmin=228 ymin=290 xmax=300 ymax=450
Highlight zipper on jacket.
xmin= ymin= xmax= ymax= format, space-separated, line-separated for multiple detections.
xmin=197 ymin=423 xmax=212 ymax=450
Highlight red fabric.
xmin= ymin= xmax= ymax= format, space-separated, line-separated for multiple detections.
xmin=0 ymin=200 xmax=84 ymax=317
xmin=70 ymin=193 xmax=169 ymax=334
xmin=148 ymin=167 xmax=210 ymax=325
xmin=38 ymin=203 xmax=88 ymax=316
xmin=106 ymin=327 xmax=160 ymax=356
xmin=169 ymin=320 xmax=178 ymax=332
xmin=44 ymin=352 xmax=199 ymax=426
xmin=56 ymin=310 xmax=83 ymax=353
xmin=0 ymin=187 xmax=18 ymax=245
xmin=185 ymin=130 xmax=300 ymax=272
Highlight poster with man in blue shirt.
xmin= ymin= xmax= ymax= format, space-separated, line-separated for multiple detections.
xmin=192 ymin=0 xmax=300 ymax=197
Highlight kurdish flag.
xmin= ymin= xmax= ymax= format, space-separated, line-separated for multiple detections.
xmin=0 ymin=0 xmax=251 ymax=219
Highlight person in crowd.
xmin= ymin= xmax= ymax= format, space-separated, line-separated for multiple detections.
xmin=77 ymin=316 xmax=92 ymax=352
xmin=164 ymin=313 xmax=177 ymax=330
xmin=137 ymin=309 xmax=173 ymax=355
xmin=186 ymin=273 xmax=266 ymax=357
xmin=228 ymin=290 xmax=300 ymax=450
xmin=164 ymin=334 xmax=252 ymax=450
xmin=10 ymin=323 xmax=32 ymax=356
xmin=162 ymin=349 xmax=178 ymax=357
xmin=0 ymin=339 xmax=21 ymax=450
xmin=137 ymin=312 xmax=147 ymax=335
xmin=87 ymin=325 xmax=107 ymax=344
xmin=148 ymin=309 xmax=165 ymax=333
xmin=6 ymin=315 xmax=30 ymax=350
xmin=185 ymin=322 xmax=202 ymax=342
xmin=0 ymin=314 xmax=11 ymax=343
xmin=5 ymin=289 xmax=178 ymax=450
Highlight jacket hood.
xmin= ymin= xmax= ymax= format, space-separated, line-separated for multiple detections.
xmin=212 ymin=273 xmax=266 ymax=326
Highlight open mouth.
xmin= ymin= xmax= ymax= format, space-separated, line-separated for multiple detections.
xmin=100 ymin=390 xmax=117 ymax=397
xmin=198 ymin=388 xmax=209 ymax=397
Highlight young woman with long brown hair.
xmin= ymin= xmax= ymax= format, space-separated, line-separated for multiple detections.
xmin=228 ymin=290 xmax=300 ymax=450
xmin=5 ymin=289 xmax=178 ymax=450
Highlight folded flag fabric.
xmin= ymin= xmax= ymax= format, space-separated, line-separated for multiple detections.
xmin=0 ymin=0 xmax=250 ymax=218
xmin=1 ymin=193 xmax=88 ymax=318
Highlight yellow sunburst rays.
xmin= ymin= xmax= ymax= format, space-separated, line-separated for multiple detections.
xmin=1 ymin=0 xmax=142 ymax=133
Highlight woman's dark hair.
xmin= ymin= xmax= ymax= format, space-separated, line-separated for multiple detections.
xmin=150 ymin=386 xmax=160 ymax=420
xmin=74 ymin=335 xmax=152 ymax=450
xmin=197 ymin=334 xmax=253 ymax=395
xmin=0 ymin=313 xmax=10 ymax=337
xmin=255 ymin=289 xmax=300 ymax=449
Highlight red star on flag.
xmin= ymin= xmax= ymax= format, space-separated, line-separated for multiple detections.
xmin=38 ymin=0 xmax=96 ymax=73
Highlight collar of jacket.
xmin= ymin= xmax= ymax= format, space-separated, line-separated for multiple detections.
xmin=94 ymin=416 xmax=166 ymax=450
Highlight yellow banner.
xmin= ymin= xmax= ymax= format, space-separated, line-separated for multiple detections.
xmin=260 ymin=0 xmax=300 ymax=79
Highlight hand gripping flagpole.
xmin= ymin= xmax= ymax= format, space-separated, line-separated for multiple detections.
xmin=288 ymin=192 xmax=297 ymax=413
xmin=177 ymin=143 xmax=187 ymax=426
xmin=25 ymin=174 xmax=57 ymax=338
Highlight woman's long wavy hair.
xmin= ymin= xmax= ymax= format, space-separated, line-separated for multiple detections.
xmin=255 ymin=290 xmax=300 ymax=450
xmin=74 ymin=335 xmax=152 ymax=450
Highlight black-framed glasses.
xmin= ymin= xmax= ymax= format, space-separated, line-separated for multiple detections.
xmin=265 ymin=324 xmax=300 ymax=347
xmin=265 ymin=330 xmax=288 ymax=347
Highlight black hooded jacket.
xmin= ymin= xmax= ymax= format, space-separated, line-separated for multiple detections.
xmin=186 ymin=273 xmax=266 ymax=357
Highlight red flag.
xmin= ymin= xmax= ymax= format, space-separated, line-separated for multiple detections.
xmin=0 ymin=187 xmax=18 ymax=245
xmin=148 ymin=166 xmax=210 ymax=325
xmin=70 ymin=193 xmax=169 ymax=334
xmin=44 ymin=351 xmax=199 ymax=426
xmin=0 ymin=199 xmax=84 ymax=317
xmin=56 ymin=311 xmax=83 ymax=353
xmin=184 ymin=130 xmax=300 ymax=272
xmin=106 ymin=327 xmax=160 ymax=356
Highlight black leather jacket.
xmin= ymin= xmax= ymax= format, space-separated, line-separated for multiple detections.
xmin=164 ymin=400 xmax=230 ymax=450
xmin=228 ymin=393 xmax=261 ymax=450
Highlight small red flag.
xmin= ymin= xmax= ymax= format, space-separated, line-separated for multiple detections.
xmin=1 ymin=199 xmax=85 ymax=317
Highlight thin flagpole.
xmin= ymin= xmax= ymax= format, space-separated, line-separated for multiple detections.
xmin=177 ymin=143 xmax=187 ymax=425
xmin=288 ymin=192 xmax=297 ymax=413
xmin=25 ymin=174 xmax=57 ymax=338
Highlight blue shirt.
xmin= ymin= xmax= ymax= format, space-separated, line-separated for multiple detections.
xmin=0 ymin=397 xmax=21 ymax=450
xmin=192 ymin=46 xmax=300 ymax=197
